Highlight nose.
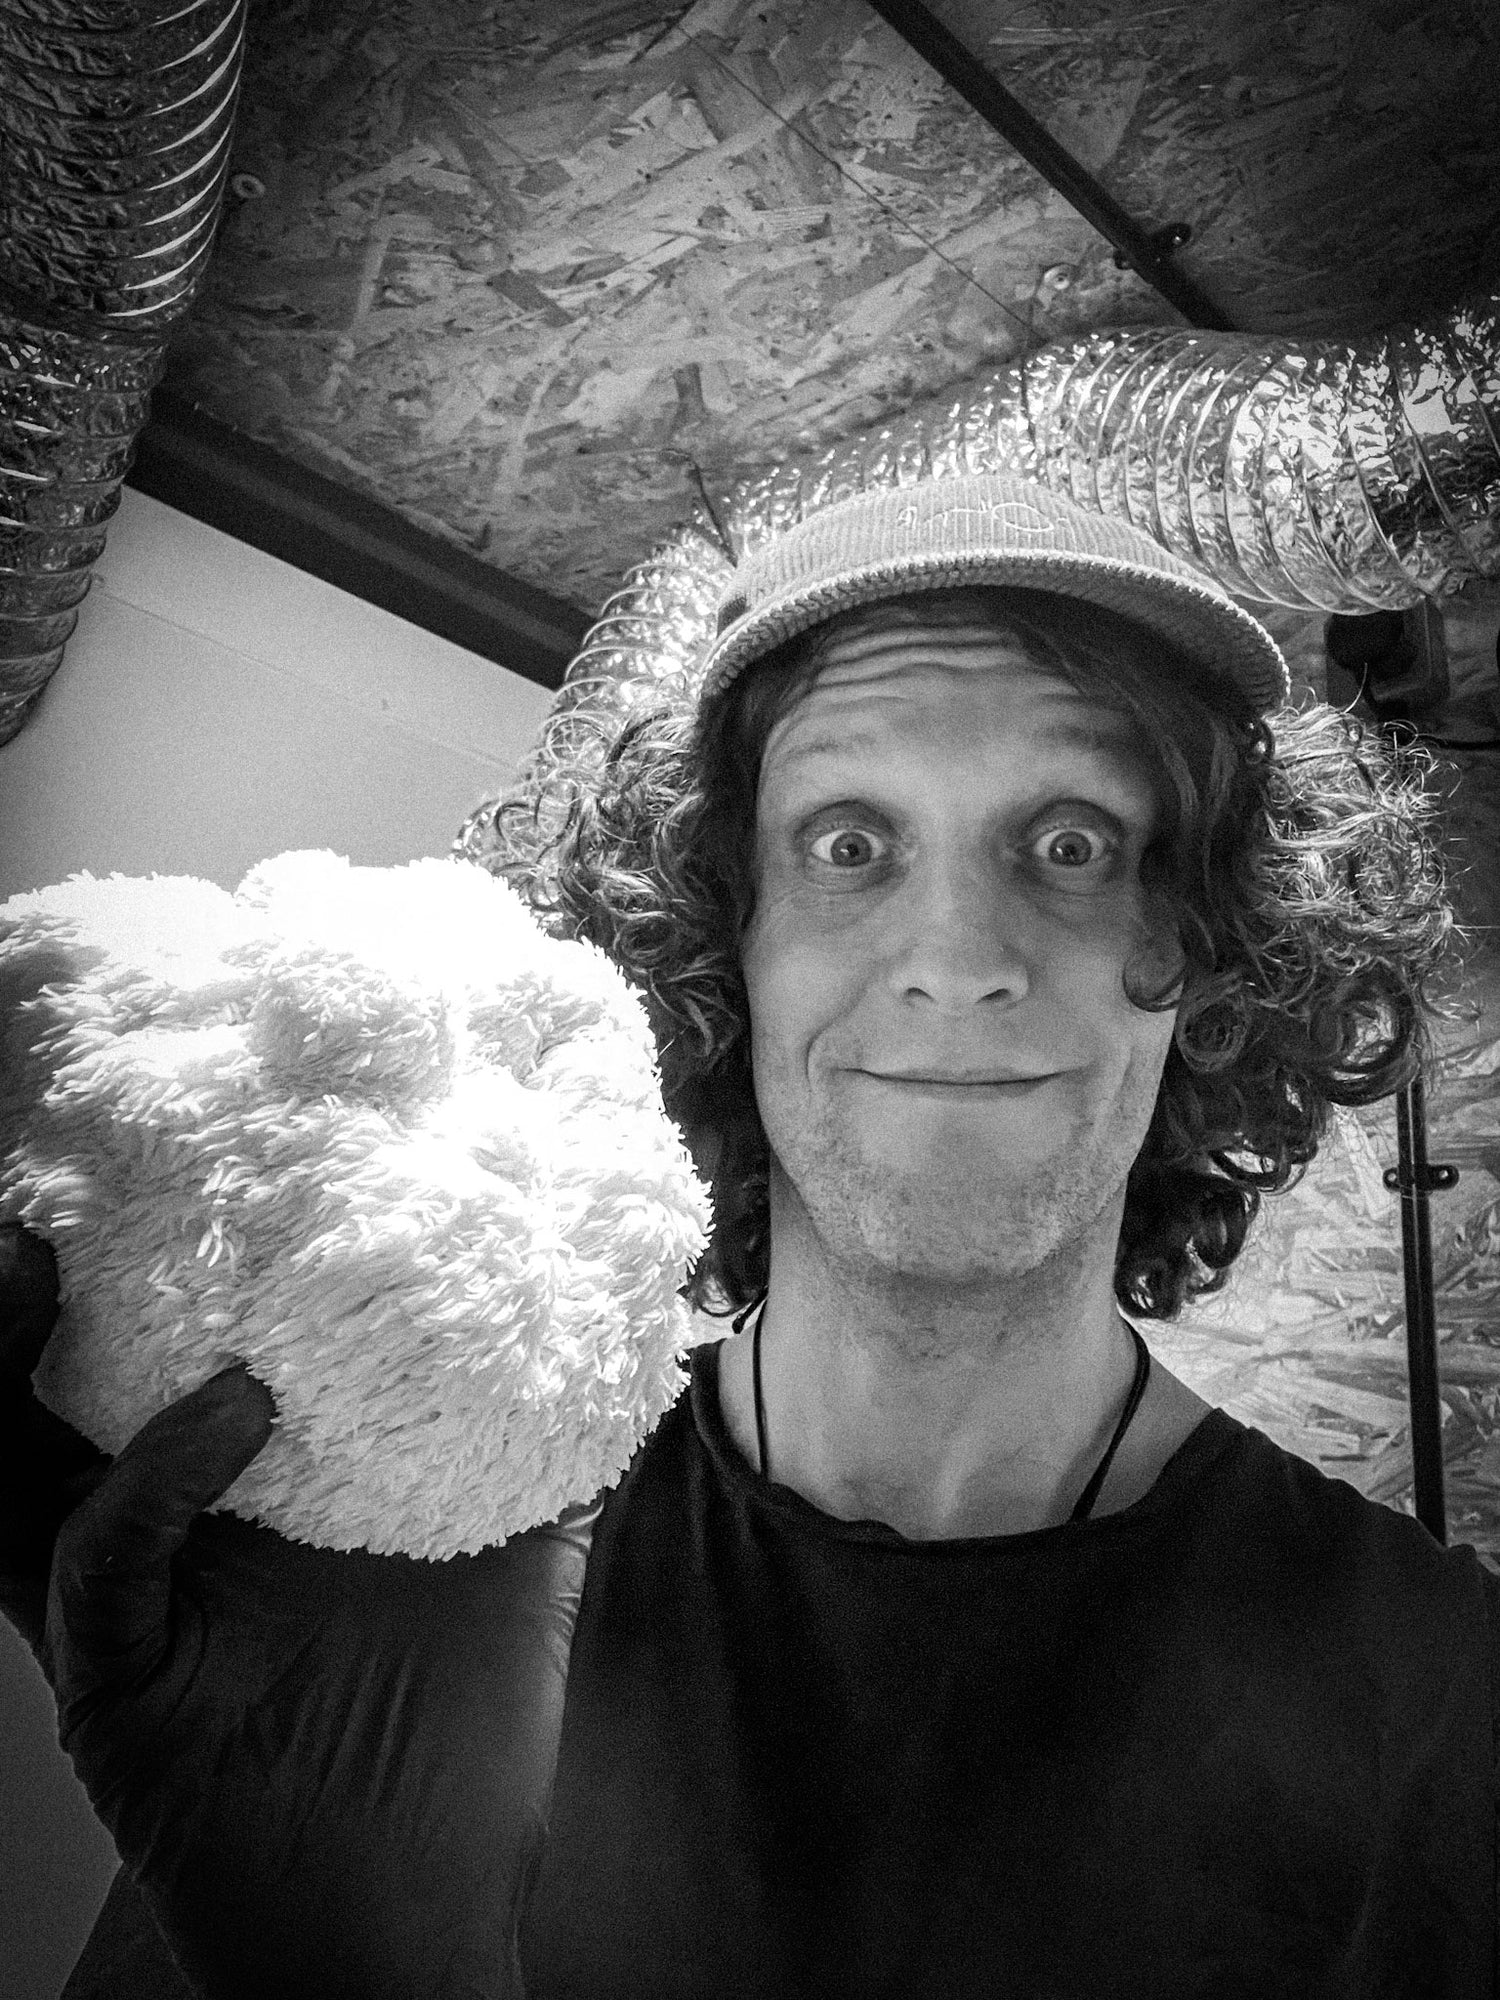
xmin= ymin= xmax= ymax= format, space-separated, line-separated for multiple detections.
xmin=887 ymin=855 xmax=1032 ymax=1011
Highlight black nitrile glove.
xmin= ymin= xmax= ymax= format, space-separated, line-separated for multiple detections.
xmin=0 ymin=1223 xmax=598 ymax=2000
xmin=0 ymin=1225 xmax=110 ymax=1652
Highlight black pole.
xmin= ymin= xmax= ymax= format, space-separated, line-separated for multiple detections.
xmin=1385 ymin=1077 xmax=1457 ymax=1543
xmin=863 ymin=0 xmax=1236 ymax=331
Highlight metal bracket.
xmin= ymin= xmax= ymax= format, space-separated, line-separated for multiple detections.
xmin=1113 ymin=223 xmax=1193 ymax=269
xmin=1383 ymin=1163 xmax=1460 ymax=1193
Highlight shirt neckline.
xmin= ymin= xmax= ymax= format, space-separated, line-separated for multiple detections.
xmin=687 ymin=1336 xmax=1245 ymax=1554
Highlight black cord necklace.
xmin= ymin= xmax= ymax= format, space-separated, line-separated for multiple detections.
xmin=1067 ymin=1322 xmax=1151 ymax=1522
xmin=735 ymin=1294 xmax=1151 ymax=1524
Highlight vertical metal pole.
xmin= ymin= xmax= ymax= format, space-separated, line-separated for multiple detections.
xmin=1388 ymin=1076 xmax=1451 ymax=1543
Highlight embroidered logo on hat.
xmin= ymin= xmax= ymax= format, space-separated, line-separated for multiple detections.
xmin=893 ymin=495 xmax=1058 ymax=542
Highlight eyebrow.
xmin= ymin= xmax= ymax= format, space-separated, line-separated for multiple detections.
xmin=776 ymin=717 xmax=1143 ymax=769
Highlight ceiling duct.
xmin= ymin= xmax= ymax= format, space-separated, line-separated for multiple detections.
xmin=0 ymin=0 xmax=245 ymax=745
xmin=463 ymin=285 xmax=1500 ymax=868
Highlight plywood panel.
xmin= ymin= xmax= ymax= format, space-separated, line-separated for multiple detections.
xmin=1157 ymin=942 xmax=1500 ymax=1562
xmin=173 ymin=0 xmax=1499 ymax=611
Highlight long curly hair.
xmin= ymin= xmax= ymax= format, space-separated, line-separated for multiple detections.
xmin=482 ymin=585 xmax=1454 ymax=1320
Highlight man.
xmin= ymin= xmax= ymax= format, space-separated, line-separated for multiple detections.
xmin=2 ymin=477 xmax=1492 ymax=1997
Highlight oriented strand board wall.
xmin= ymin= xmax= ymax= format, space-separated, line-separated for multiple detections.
xmin=1162 ymin=595 xmax=1500 ymax=1561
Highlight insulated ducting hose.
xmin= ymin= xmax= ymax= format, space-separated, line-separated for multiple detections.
xmin=0 ymin=0 xmax=245 ymax=744
xmin=462 ymin=285 xmax=1500 ymax=865
xmin=898 ymin=301 xmax=1500 ymax=610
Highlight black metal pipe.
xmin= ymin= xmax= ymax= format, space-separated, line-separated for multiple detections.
xmin=864 ymin=0 xmax=1236 ymax=331
xmin=1388 ymin=1077 xmax=1452 ymax=1542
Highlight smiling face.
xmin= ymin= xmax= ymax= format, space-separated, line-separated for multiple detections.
xmin=739 ymin=606 xmax=1184 ymax=1294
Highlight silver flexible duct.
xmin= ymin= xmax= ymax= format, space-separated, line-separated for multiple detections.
xmin=460 ymin=285 xmax=1499 ymax=870
xmin=728 ymin=290 xmax=1500 ymax=611
xmin=0 ymin=0 xmax=245 ymax=744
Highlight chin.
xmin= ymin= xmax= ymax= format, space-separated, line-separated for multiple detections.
xmin=859 ymin=1210 xmax=1077 ymax=1288
xmin=766 ymin=1109 xmax=1141 ymax=1281
xmin=832 ymin=1162 xmax=1118 ymax=1288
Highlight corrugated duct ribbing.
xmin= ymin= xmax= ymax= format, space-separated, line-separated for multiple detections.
xmin=459 ymin=288 xmax=1500 ymax=869
xmin=461 ymin=286 xmax=1499 ymax=867
xmin=725 ymin=292 xmax=1500 ymax=612
xmin=0 ymin=0 xmax=245 ymax=744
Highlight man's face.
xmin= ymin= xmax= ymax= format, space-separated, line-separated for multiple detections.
xmin=740 ymin=609 xmax=1183 ymax=1291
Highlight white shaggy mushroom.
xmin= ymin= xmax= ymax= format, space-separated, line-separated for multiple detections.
xmin=0 ymin=851 xmax=713 ymax=1559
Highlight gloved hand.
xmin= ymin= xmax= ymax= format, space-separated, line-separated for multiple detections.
xmin=0 ymin=1222 xmax=598 ymax=2000
xmin=0 ymin=1225 xmax=108 ymax=1652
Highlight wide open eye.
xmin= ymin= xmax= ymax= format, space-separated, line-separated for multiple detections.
xmin=1029 ymin=821 xmax=1120 ymax=873
xmin=807 ymin=824 xmax=891 ymax=869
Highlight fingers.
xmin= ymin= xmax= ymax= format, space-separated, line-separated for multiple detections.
xmin=48 ymin=1365 xmax=277 ymax=1702
xmin=0 ymin=1222 xmax=59 ymax=1379
xmin=0 ymin=1221 xmax=104 ymax=1476
xmin=0 ymin=1224 xmax=109 ymax=1655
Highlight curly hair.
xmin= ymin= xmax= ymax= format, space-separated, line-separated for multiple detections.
xmin=483 ymin=585 xmax=1454 ymax=1320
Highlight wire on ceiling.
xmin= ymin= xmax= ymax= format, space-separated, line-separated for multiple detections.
xmin=673 ymin=26 xmax=1035 ymax=338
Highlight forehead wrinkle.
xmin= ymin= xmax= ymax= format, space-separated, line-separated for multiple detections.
xmin=767 ymin=688 xmax=1146 ymax=780
xmin=760 ymin=629 xmax=1152 ymax=794
xmin=775 ymin=718 xmax=1138 ymax=773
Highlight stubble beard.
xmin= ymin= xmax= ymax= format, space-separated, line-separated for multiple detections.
xmin=763 ymin=1081 xmax=1156 ymax=1311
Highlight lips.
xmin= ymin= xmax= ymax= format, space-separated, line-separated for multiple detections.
xmin=860 ymin=1069 xmax=1056 ymax=1088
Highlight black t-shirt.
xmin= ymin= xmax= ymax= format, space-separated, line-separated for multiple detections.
xmin=519 ymin=1340 xmax=1500 ymax=2000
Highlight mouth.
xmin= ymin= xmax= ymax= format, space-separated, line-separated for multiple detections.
xmin=860 ymin=1070 xmax=1058 ymax=1093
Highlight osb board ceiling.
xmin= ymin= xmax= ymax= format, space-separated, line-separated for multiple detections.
xmin=171 ymin=0 xmax=1500 ymax=614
